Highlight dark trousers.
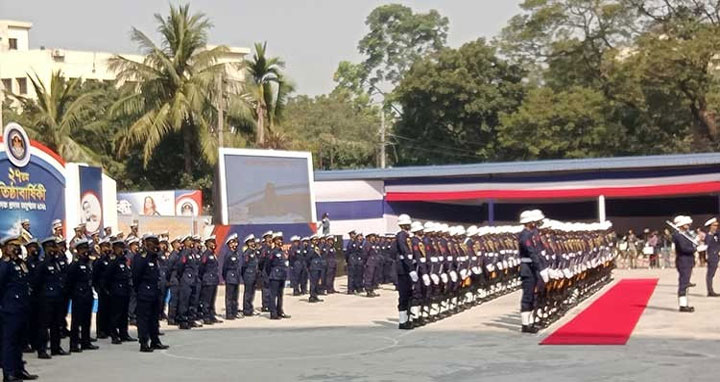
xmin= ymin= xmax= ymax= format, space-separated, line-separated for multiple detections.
xmin=261 ymin=276 xmax=271 ymax=309
xmin=299 ymin=268 xmax=308 ymax=293
xmin=109 ymin=294 xmax=130 ymax=339
xmin=243 ymin=277 xmax=257 ymax=315
xmin=190 ymin=282 xmax=201 ymax=320
xmin=136 ymin=299 xmax=160 ymax=346
xmin=292 ymin=265 xmax=305 ymax=294
xmin=167 ymin=284 xmax=180 ymax=322
xmin=128 ymin=290 xmax=137 ymax=320
xmin=200 ymin=284 xmax=218 ymax=321
xmin=347 ymin=261 xmax=355 ymax=292
xmin=309 ymin=269 xmax=322 ymax=299
xmin=707 ymin=257 xmax=718 ymax=294
xmin=520 ymin=263 xmax=537 ymax=312
xmin=96 ymin=292 xmax=111 ymax=336
xmin=677 ymin=256 xmax=694 ymax=296
xmin=2 ymin=311 xmax=27 ymax=377
xmin=225 ymin=283 xmax=239 ymax=317
xmin=38 ymin=298 xmax=64 ymax=352
xmin=364 ymin=261 xmax=378 ymax=291
xmin=177 ymin=284 xmax=193 ymax=323
xmin=325 ymin=264 xmax=337 ymax=293
xmin=159 ymin=283 xmax=169 ymax=319
xmin=27 ymin=299 xmax=40 ymax=350
xmin=70 ymin=297 xmax=92 ymax=347
xmin=268 ymin=279 xmax=285 ymax=318
xmin=397 ymin=274 xmax=411 ymax=311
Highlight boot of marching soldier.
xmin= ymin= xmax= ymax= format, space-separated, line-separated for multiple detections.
xmin=672 ymin=215 xmax=696 ymax=313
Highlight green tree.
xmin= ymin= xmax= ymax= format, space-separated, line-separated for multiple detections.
xmin=393 ymin=39 xmax=526 ymax=165
xmin=245 ymin=42 xmax=286 ymax=145
xmin=283 ymin=90 xmax=381 ymax=169
xmin=109 ymin=4 xmax=232 ymax=173
xmin=9 ymin=71 xmax=102 ymax=162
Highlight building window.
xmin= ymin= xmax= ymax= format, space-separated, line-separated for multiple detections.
xmin=17 ymin=78 xmax=27 ymax=95
xmin=8 ymin=38 xmax=18 ymax=50
xmin=1 ymin=79 xmax=11 ymax=93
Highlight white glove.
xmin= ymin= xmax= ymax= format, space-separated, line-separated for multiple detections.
xmin=563 ymin=268 xmax=572 ymax=278
xmin=472 ymin=266 xmax=480 ymax=275
xmin=409 ymin=271 xmax=419 ymax=283
xmin=459 ymin=269 xmax=468 ymax=279
xmin=502 ymin=260 xmax=508 ymax=269
xmin=486 ymin=264 xmax=495 ymax=272
xmin=450 ymin=271 xmax=458 ymax=283
xmin=431 ymin=274 xmax=440 ymax=285
xmin=440 ymin=273 xmax=449 ymax=283
xmin=539 ymin=268 xmax=550 ymax=283
xmin=422 ymin=274 xmax=431 ymax=286
xmin=497 ymin=262 xmax=504 ymax=270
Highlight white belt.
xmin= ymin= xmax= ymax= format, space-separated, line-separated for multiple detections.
xmin=520 ymin=258 xmax=533 ymax=263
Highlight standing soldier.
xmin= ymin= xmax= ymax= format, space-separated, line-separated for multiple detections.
xmin=165 ymin=237 xmax=183 ymax=325
xmin=175 ymin=236 xmax=197 ymax=329
xmin=93 ymin=238 xmax=112 ymax=338
xmin=265 ymin=233 xmax=291 ymax=320
xmin=105 ymin=239 xmax=136 ymax=344
xmin=198 ymin=236 xmax=222 ymax=325
xmin=66 ymin=239 xmax=99 ymax=353
xmin=132 ymin=234 xmax=169 ymax=352
xmin=222 ymin=233 xmax=243 ymax=319
xmin=345 ymin=231 xmax=359 ymax=294
xmin=126 ymin=238 xmax=140 ymax=326
xmin=307 ymin=236 xmax=325 ymax=303
xmin=258 ymin=231 xmax=274 ymax=312
xmin=0 ymin=235 xmax=39 ymax=381
xmin=363 ymin=233 xmax=381 ymax=298
xmin=672 ymin=215 xmax=696 ymax=312
xmin=395 ymin=214 xmax=415 ymax=330
xmin=157 ymin=235 xmax=170 ymax=320
xmin=324 ymin=235 xmax=338 ymax=294
xmin=33 ymin=237 xmax=68 ymax=358
xmin=241 ymin=234 xmax=260 ymax=317
xmin=288 ymin=236 xmax=303 ymax=295
xmin=23 ymin=239 xmax=42 ymax=353
xmin=704 ymin=218 xmax=719 ymax=297
xmin=518 ymin=210 xmax=547 ymax=333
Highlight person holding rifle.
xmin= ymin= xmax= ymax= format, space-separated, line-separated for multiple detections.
xmin=670 ymin=216 xmax=698 ymax=313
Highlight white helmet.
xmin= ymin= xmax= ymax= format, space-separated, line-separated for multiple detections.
xmin=410 ymin=221 xmax=424 ymax=233
xmin=673 ymin=215 xmax=692 ymax=227
xmin=520 ymin=209 xmax=544 ymax=224
xmin=397 ymin=214 xmax=412 ymax=226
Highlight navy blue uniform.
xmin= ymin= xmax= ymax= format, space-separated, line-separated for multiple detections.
xmin=92 ymin=253 xmax=111 ymax=337
xmin=198 ymin=250 xmax=220 ymax=322
xmin=395 ymin=230 xmax=413 ymax=313
xmin=132 ymin=250 xmax=162 ymax=346
xmin=157 ymin=250 xmax=170 ymax=319
xmin=222 ymin=250 xmax=243 ymax=318
xmin=25 ymin=253 xmax=42 ymax=351
xmin=307 ymin=245 xmax=324 ymax=300
xmin=0 ymin=258 xmax=31 ymax=378
xmin=264 ymin=248 xmax=288 ymax=318
xmin=346 ymin=239 xmax=361 ymax=293
xmin=175 ymin=249 xmax=198 ymax=325
xmin=66 ymin=257 xmax=94 ymax=348
xmin=105 ymin=254 xmax=132 ymax=340
xmin=289 ymin=244 xmax=306 ymax=295
xmin=673 ymin=231 xmax=696 ymax=297
xmin=518 ymin=228 xmax=542 ymax=312
xmin=33 ymin=256 xmax=66 ymax=353
xmin=242 ymin=248 xmax=260 ymax=316
xmin=705 ymin=231 xmax=720 ymax=294
xmin=324 ymin=243 xmax=338 ymax=293
xmin=166 ymin=250 xmax=181 ymax=323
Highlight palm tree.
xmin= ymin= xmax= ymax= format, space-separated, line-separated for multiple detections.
xmin=245 ymin=42 xmax=285 ymax=145
xmin=109 ymin=4 xmax=238 ymax=173
xmin=10 ymin=71 xmax=101 ymax=162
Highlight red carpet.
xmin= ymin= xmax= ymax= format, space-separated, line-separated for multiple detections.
xmin=540 ymin=278 xmax=658 ymax=345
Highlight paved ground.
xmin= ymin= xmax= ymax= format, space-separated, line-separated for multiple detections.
xmin=24 ymin=269 xmax=720 ymax=381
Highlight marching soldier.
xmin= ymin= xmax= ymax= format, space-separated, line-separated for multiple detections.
xmin=222 ymin=233 xmax=243 ymax=319
xmin=672 ymin=215 xmax=696 ymax=312
xmin=518 ymin=210 xmax=547 ymax=333
xmin=395 ymin=214 xmax=415 ymax=330
xmin=23 ymin=239 xmax=42 ymax=353
xmin=132 ymin=234 xmax=169 ymax=352
xmin=0 ymin=235 xmax=39 ymax=381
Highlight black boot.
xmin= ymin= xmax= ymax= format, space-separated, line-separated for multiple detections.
xmin=139 ymin=343 xmax=154 ymax=353
xmin=151 ymin=342 xmax=169 ymax=350
xmin=679 ymin=306 xmax=695 ymax=313
xmin=398 ymin=322 xmax=413 ymax=330
xmin=521 ymin=325 xmax=539 ymax=334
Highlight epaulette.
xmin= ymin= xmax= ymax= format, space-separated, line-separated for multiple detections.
xmin=141 ymin=253 xmax=147 ymax=258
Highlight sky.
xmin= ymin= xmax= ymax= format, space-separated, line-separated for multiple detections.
xmin=1 ymin=0 xmax=523 ymax=95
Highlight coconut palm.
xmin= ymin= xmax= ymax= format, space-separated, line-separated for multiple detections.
xmin=245 ymin=42 xmax=285 ymax=145
xmin=9 ymin=71 xmax=102 ymax=162
xmin=109 ymin=4 xmax=245 ymax=173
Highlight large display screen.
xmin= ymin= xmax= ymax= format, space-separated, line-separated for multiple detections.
xmin=219 ymin=149 xmax=315 ymax=225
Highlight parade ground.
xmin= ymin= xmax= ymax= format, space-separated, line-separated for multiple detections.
xmin=24 ymin=269 xmax=720 ymax=382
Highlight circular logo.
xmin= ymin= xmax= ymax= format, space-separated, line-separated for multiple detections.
xmin=176 ymin=196 xmax=199 ymax=216
xmin=81 ymin=192 xmax=103 ymax=233
xmin=3 ymin=122 xmax=31 ymax=168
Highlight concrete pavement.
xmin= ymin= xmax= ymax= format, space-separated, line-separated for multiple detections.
xmin=23 ymin=269 xmax=720 ymax=381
